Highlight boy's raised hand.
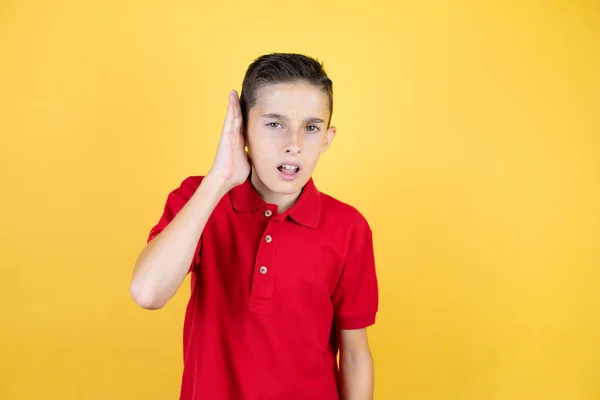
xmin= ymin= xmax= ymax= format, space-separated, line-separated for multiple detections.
xmin=208 ymin=90 xmax=251 ymax=192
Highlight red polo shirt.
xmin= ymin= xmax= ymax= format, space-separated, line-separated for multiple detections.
xmin=147 ymin=175 xmax=378 ymax=400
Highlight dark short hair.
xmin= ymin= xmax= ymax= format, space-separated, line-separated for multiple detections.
xmin=239 ymin=53 xmax=334 ymax=127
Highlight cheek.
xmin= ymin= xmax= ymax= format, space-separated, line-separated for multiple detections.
xmin=303 ymin=135 xmax=326 ymax=153
xmin=247 ymin=129 xmax=264 ymax=149
xmin=247 ymin=132 xmax=277 ymax=161
xmin=249 ymin=130 xmax=283 ymax=152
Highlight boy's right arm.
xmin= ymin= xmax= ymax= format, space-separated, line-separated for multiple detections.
xmin=129 ymin=90 xmax=250 ymax=310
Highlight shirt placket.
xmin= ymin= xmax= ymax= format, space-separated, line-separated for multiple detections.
xmin=249 ymin=206 xmax=279 ymax=313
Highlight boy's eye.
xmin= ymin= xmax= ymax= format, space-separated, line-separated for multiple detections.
xmin=267 ymin=122 xmax=282 ymax=128
xmin=306 ymin=125 xmax=319 ymax=132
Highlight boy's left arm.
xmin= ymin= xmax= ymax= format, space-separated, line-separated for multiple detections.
xmin=339 ymin=328 xmax=374 ymax=400
xmin=333 ymin=219 xmax=378 ymax=399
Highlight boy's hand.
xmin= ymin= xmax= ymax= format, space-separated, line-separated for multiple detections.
xmin=207 ymin=90 xmax=251 ymax=193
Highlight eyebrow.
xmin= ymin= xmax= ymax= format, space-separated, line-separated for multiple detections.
xmin=261 ymin=113 xmax=325 ymax=124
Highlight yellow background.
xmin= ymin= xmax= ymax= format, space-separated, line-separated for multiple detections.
xmin=1 ymin=0 xmax=599 ymax=399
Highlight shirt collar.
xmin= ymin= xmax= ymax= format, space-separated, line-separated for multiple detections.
xmin=230 ymin=174 xmax=321 ymax=228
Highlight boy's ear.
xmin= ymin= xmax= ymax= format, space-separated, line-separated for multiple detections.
xmin=241 ymin=123 xmax=250 ymax=150
xmin=320 ymin=125 xmax=337 ymax=154
xmin=242 ymin=123 xmax=251 ymax=159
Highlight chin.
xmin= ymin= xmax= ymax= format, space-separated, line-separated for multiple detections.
xmin=271 ymin=175 xmax=307 ymax=194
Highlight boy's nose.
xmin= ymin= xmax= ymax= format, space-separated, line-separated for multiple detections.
xmin=285 ymin=144 xmax=301 ymax=155
xmin=285 ymin=132 xmax=302 ymax=155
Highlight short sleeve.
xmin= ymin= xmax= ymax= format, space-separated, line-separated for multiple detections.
xmin=332 ymin=221 xmax=379 ymax=330
xmin=147 ymin=176 xmax=204 ymax=273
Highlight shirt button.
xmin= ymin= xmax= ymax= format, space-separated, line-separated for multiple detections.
xmin=264 ymin=209 xmax=272 ymax=217
xmin=265 ymin=235 xmax=272 ymax=243
xmin=259 ymin=266 xmax=268 ymax=274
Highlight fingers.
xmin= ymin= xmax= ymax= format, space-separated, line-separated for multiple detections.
xmin=223 ymin=90 xmax=242 ymax=136
xmin=230 ymin=90 xmax=243 ymax=134
xmin=223 ymin=91 xmax=235 ymax=135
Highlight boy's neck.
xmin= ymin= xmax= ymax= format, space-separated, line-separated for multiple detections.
xmin=249 ymin=169 xmax=302 ymax=214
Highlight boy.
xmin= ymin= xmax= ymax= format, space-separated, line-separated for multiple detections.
xmin=130 ymin=53 xmax=379 ymax=400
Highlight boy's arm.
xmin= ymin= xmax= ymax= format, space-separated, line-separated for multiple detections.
xmin=333 ymin=221 xmax=378 ymax=399
xmin=130 ymin=174 xmax=227 ymax=309
xmin=339 ymin=328 xmax=374 ymax=400
xmin=129 ymin=90 xmax=250 ymax=310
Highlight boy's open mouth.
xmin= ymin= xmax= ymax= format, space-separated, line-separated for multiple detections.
xmin=277 ymin=162 xmax=301 ymax=178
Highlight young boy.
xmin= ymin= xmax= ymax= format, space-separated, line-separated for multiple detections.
xmin=130 ymin=53 xmax=379 ymax=400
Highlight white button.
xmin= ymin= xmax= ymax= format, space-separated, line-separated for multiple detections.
xmin=265 ymin=235 xmax=272 ymax=243
xmin=264 ymin=209 xmax=272 ymax=217
xmin=259 ymin=266 xmax=267 ymax=274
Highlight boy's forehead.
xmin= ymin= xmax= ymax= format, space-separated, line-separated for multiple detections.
xmin=253 ymin=82 xmax=329 ymax=117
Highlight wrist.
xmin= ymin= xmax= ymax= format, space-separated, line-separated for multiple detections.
xmin=204 ymin=171 xmax=234 ymax=198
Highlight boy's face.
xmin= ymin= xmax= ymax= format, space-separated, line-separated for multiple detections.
xmin=245 ymin=81 xmax=336 ymax=201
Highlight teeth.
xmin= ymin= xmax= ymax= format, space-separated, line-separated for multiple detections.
xmin=281 ymin=164 xmax=298 ymax=171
